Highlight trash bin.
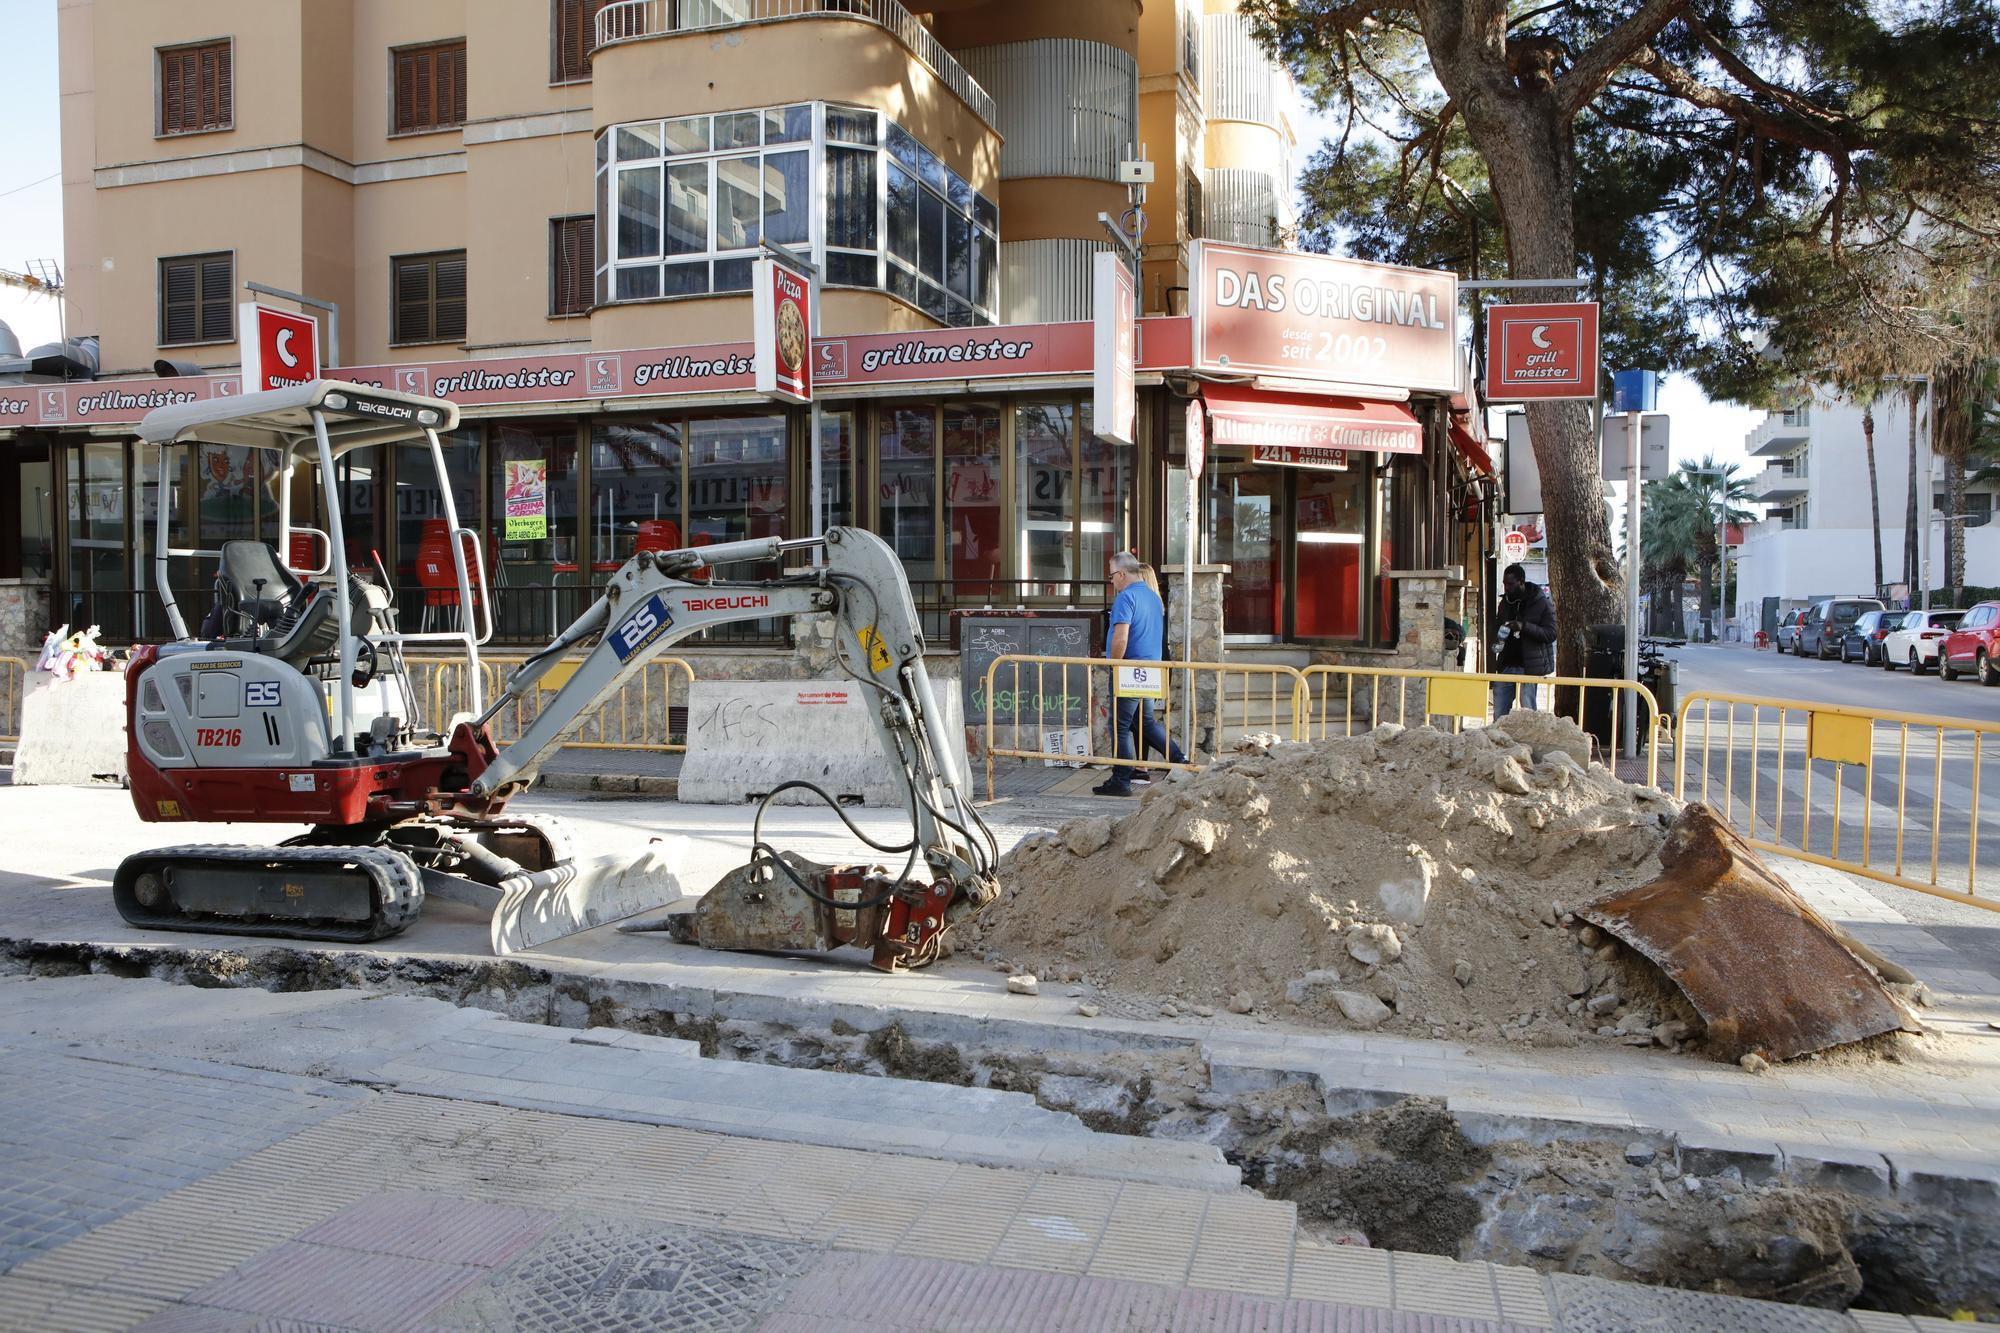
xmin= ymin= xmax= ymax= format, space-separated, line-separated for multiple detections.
xmin=1583 ymin=623 xmax=1625 ymax=754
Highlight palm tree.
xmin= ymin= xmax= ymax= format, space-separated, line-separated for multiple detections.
xmin=1647 ymin=459 xmax=1757 ymax=634
xmin=1861 ymin=395 xmax=1884 ymax=598
xmin=1640 ymin=479 xmax=1695 ymax=635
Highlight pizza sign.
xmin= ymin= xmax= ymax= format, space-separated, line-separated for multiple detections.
xmin=754 ymin=259 xmax=812 ymax=405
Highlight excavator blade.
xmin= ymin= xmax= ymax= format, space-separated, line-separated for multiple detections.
xmin=1580 ymin=804 xmax=1918 ymax=1063
xmin=490 ymin=838 xmax=695 ymax=955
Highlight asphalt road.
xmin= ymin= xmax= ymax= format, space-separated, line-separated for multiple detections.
xmin=1673 ymin=639 xmax=2000 ymax=723
xmin=1667 ymin=641 xmax=2000 ymax=973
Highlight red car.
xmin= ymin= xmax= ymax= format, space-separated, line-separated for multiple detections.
xmin=1940 ymin=601 xmax=2000 ymax=685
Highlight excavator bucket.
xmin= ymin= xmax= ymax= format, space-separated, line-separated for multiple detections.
xmin=489 ymin=840 xmax=695 ymax=955
xmin=1580 ymin=804 xmax=1918 ymax=1063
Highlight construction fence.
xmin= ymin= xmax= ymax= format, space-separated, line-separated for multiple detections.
xmin=1674 ymin=692 xmax=1999 ymax=912
xmin=413 ymin=654 xmax=697 ymax=753
xmin=0 ymin=656 xmax=25 ymax=746
xmin=978 ymin=655 xmax=1662 ymax=796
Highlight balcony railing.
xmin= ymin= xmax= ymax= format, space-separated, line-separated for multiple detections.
xmin=1751 ymin=463 xmax=1808 ymax=500
xmin=595 ymin=0 xmax=997 ymax=128
xmin=1746 ymin=412 xmax=1810 ymax=456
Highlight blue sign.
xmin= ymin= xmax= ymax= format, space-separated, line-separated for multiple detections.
xmin=609 ymin=594 xmax=675 ymax=661
xmin=1612 ymin=369 xmax=1658 ymax=414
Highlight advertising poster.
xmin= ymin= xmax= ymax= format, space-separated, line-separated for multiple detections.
xmin=503 ymin=458 xmax=548 ymax=540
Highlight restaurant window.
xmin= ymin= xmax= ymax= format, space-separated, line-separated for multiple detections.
xmin=687 ymin=414 xmax=787 ymax=636
xmin=1292 ymin=465 xmax=1367 ymax=640
xmin=393 ymin=251 xmax=467 ymax=345
xmin=943 ymin=404 xmax=1003 ymax=597
xmin=817 ymin=411 xmax=855 ymax=531
xmin=1078 ymin=402 xmax=1132 ymax=585
xmin=1015 ymin=400 xmax=1073 ymax=589
xmin=489 ymin=421 xmax=580 ymax=639
xmin=392 ymin=40 xmax=467 ymax=135
xmin=598 ymin=103 xmax=997 ymax=325
xmin=878 ymin=407 xmax=937 ymax=590
xmin=550 ymin=216 xmax=595 ymax=317
xmin=551 ymin=0 xmax=606 ymax=83
xmin=158 ymin=252 xmax=233 ymax=346
xmin=67 ymin=442 xmax=135 ymax=640
xmin=158 ymin=39 xmax=232 ymax=136
xmin=589 ymin=416 xmax=682 ymax=565
xmin=392 ymin=430 xmax=482 ymax=632
xmin=7 ymin=439 xmax=54 ymax=579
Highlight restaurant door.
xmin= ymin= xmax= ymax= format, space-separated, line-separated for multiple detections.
xmin=1213 ymin=450 xmax=1377 ymax=644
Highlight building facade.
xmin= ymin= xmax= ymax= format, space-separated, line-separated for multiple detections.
xmin=1733 ymin=392 xmax=2000 ymax=631
xmin=4 ymin=0 xmax=1484 ymax=674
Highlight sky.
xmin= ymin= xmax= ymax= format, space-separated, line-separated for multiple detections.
xmin=0 ymin=6 xmax=1761 ymax=478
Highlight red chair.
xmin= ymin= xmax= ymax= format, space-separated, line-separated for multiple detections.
xmin=415 ymin=518 xmax=481 ymax=632
xmin=636 ymin=519 xmax=682 ymax=554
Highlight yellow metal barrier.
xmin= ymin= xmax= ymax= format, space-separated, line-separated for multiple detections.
xmin=1675 ymin=691 xmax=2000 ymax=912
xmin=1297 ymin=665 xmax=1661 ymax=788
xmin=417 ymin=654 xmax=696 ymax=753
xmin=980 ymin=654 xmax=1306 ymax=800
xmin=0 ymin=655 xmax=26 ymax=746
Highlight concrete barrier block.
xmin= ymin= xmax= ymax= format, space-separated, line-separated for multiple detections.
xmin=676 ymin=680 xmax=966 ymax=807
xmin=13 ymin=671 xmax=128 ymax=786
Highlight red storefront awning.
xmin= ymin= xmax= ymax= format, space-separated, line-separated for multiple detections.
xmin=1448 ymin=421 xmax=1494 ymax=474
xmin=1203 ymin=384 xmax=1424 ymax=465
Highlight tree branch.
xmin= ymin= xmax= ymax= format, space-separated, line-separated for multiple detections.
xmin=1553 ymin=0 xmax=1690 ymax=119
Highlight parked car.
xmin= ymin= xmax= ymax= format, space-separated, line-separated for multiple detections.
xmin=1883 ymin=608 xmax=1964 ymax=673
xmin=1774 ymin=608 xmax=1808 ymax=653
xmin=1940 ymin=602 xmax=2000 ymax=684
xmin=1840 ymin=611 xmax=1895 ymax=664
xmin=1798 ymin=598 xmax=1886 ymax=659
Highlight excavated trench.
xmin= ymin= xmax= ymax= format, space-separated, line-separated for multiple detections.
xmin=4 ymin=936 xmax=1994 ymax=1321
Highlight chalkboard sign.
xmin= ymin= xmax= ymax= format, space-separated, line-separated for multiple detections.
xmin=956 ymin=612 xmax=1099 ymax=745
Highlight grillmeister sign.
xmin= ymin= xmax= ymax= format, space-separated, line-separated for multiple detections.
xmin=1191 ymin=241 xmax=1459 ymax=394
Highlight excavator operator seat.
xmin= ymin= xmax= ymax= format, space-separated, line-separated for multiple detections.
xmin=202 ymin=540 xmax=305 ymax=640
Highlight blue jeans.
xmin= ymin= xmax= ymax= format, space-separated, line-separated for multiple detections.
xmin=1113 ymin=697 xmax=1186 ymax=784
xmin=1492 ymin=666 xmax=1540 ymax=718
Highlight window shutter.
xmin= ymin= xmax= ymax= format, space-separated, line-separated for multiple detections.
xmin=199 ymin=256 xmax=234 ymax=341
xmin=412 ymin=49 xmax=434 ymax=130
xmin=394 ymin=49 xmax=416 ymax=133
xmin=444 ymin=43 xmax=467 ymax=126
xmin=554 ymin=0 xmax=602 ymax=82
xmin=395 ymin=258 xmax=433 ymax=342
xmin=213 ymin=43 xmax=233 ymax=127
xmin=159 ymin=41 xmax=230 ymax=134
xmin=551 ymin=217 xmax=593 ymax=316
xmin=161 ymin=51 xmax=186 ymax=133
xmin=161 ymin=260 xmax=196 ymax=344
xmin=435 ymin=253 xmax=468 ymax=343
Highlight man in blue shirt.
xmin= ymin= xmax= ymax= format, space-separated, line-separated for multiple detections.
xmin=1097 ymin=551 xmax=1187 ymax=796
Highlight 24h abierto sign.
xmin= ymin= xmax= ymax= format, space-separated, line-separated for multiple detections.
xmin=1191 ymin=241 xmax=1458 ymax=394
xmin=1485 ymin=301 xmax=1599 ymax=401
xmin=753 ymin=258 xmax=812 ymax=405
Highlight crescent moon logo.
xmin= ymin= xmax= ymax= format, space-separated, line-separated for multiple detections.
xmin=275 ymin=327 xmax=299 ymax=368
xmin=1529 ymin=324 xmax=1552 ymax=349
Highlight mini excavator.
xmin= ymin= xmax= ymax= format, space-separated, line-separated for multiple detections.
xmin=113 ymin=381 xmax=998 ymax=967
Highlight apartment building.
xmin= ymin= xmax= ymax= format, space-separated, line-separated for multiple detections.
xmin=1733 ymin=391 xmax=2000 ymax=629
xmin=3 ymin=0 xmax=1480 ymax=667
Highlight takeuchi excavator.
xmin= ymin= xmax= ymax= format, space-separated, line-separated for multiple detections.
xmin=113 ymin=380 xmax=999 ymax=967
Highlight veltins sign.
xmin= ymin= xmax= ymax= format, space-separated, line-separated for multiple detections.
xmin=238 ymin=303 xmax=319 ymax=393
xmin=1092 ymin=252 xmax=1136 ymax=446
xmin=1485 ymin=301 xmax=1598 ymax=401
xmin=1191 ymin=241 xmax=1458 ymax=393
xmin=753 ymin=259 xmax=812 ymax=405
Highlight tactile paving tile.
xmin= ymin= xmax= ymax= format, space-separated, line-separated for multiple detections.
xmin=1547 ymin=1273 xmax=1856 ymax=1333
xmin=430 ymin=1215 xmax=821 ymax=1332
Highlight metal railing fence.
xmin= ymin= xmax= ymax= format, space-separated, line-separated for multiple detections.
xmin=980 ymin=653 xmax=1307 ymax=799
xmin=1675 ymin=691 xmax=2000 ymax=912
xmin=1296 ymin=666 xmax=1662 ymax=788
xmin=0 ymin=656 xmax=25 ymax=745
xmin=416 ymin=654 xmax=697 ymax=753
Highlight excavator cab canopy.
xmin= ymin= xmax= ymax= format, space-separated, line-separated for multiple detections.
xmin=135 ymin=379 xmax=460 ymax=454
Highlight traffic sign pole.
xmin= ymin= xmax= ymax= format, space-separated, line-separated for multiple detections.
xmin=1612 ymin=370 xmax=1657 ymax=762
xmin=1183 ymin=398 xmax=1206 ymax=758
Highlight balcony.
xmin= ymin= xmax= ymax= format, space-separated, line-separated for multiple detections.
xmin=1751 ymin=463 xmax=1808 ymax=501
xmin=596 ymin=0 xmax=997 ymax=128
xmin=1746 ymin=410 xmax=1810 ymax=456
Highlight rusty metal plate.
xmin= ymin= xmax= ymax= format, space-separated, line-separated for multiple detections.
xmin=1581 ymin=803 xmax=1916 ymax=1063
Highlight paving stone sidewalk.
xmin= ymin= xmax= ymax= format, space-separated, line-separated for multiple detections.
xmin=0 ymin=1004 xmax=1968 ymax=1333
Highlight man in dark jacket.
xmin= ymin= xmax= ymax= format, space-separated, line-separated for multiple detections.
xmin=1491 ymin=562 xmax=1556 ymax=717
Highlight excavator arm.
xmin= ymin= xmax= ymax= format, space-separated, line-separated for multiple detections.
xmin=454 ymin=527 xmax=1000 ymax=966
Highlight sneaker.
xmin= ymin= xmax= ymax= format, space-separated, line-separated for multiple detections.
xmin=1092 ymin=777 xmax=1136 ymax=797
xmin=1131 ymin=776 xmax=1154 ymax=787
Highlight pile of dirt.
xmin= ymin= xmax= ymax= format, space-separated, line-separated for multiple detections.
xmin=970 ymin=714 xmax=1705 ymax=1048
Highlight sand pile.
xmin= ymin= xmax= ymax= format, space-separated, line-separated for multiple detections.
xmin=970 ymin=714 xmax=1703 ymax=1048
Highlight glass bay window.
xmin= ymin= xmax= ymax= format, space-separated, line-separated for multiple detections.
xmin=599 ymin=103 xmax=999 ymax=326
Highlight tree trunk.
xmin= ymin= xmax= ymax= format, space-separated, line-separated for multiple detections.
xmin=1862 ymin=401 xmax=1883 ymax=598
xmin=1448 ymin=77 xmax=1621 ymax=677
xmin=1903 ymin=386 xmax=1921 ymax=594
xmin=1936 ymin=365 xmax=1974 ymax=604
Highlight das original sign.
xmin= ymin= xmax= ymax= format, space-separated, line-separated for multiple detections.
xmin=1192 ymin=241 xmax=1458 ymax=394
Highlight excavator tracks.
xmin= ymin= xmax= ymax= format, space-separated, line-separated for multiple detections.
xmin=112 ymin=844 xmax=425 ymax=943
